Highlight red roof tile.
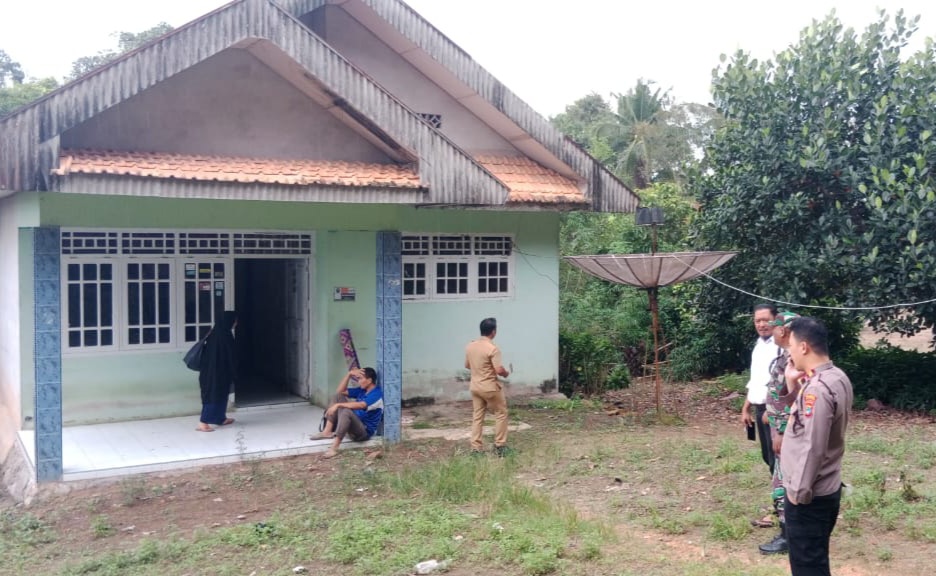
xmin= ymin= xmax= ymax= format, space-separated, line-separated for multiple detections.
xmin=476 ymin=155 xmax=587 ymax=205
xmin=53 ymin=149 xmax=422 ymax=189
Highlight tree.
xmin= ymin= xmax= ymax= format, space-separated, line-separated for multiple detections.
xmin=550 ymin=93 xmax=618 ymax=167
xmin=0 ymin=50 xmax=58 ymax=117
xmin=690 ymin=10 xmax=936 ymax=356
xmin=68 ymin=22 xmax=174 ymax=79
xmin=583 ymin=80 xmax=721 ymax=191
xmin=595 ymin=79 xmax=669 ymax=189
xmin=0 ymin=77 xmax=59 ymax=117
xmin=0 ymin=49 xmax=25 ymax=86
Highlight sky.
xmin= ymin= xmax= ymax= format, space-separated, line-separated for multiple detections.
xmin=2 ymin=0 xmax=935 ymax=117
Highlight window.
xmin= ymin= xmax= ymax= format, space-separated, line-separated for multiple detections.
xmin=60 ymin=228 xmax=310 ymax=354
xmin=401 ymin=234 xmax=513 ymax=300
xmin=65 ymin=262 xmax=115 ymax=349
xmin=418 ymin=113 xmax=442 ymax=129
xmin=126 ymin=262 xmax=172 ymax=346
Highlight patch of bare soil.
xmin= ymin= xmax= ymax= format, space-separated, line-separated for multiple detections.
xmin=3 ymin=379 xmax=933 ymax=575
xmin=859 ymin=323 xmax=933 ymax=352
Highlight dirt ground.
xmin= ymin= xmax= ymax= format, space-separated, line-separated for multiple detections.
xmin=858 ymin=323 xmax=933 ymax=352
xmin=2 ymin=376 xmax=934 ymax=575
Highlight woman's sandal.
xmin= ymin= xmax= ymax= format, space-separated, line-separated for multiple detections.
xmin=750 ymin=515 xmax=775 ymax=528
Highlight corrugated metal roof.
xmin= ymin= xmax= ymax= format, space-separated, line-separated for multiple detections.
xmin=52 ymin=174 xmax=429 ymax=204
xmin=280 ymin=0 xmax=640 ymax=213
xmin=2 ymin=0 xmax=637 ymax=213
xmin=0 ymin=0 xmax=510 ymax=207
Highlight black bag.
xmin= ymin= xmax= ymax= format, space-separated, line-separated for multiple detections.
xmin=183 ymin=334 xmax=209 ymax=371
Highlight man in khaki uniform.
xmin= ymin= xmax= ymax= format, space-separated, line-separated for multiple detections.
xmin=465 ymin=317 xmax=510 ymax=456
xmin=781 ymin=316 xmax=853 ymax=576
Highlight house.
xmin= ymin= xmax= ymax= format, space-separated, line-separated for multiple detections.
xmin=0 ymin=0 xmax=637 ymax=486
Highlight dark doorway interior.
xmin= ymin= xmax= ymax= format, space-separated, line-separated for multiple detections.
xmin=234 ymin=258 xmax=309 ymax=406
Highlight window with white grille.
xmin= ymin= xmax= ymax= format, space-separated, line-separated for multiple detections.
xmin=60 ymin=228 xmax=309 ymax=355
xmin=401 ymin=234 xmax=513 ymax=301
xmin=126 ymin=262 xmax=173 ymax=346
xmin=65 ymin=262 xmax=115 ymax=349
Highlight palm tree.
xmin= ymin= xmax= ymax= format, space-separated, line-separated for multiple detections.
xmin=595 ymin=79 xmax=670 ymax=190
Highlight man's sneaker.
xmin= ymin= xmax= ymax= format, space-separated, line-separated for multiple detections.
xmin=494 ymin=445 xmax=515 ymax=458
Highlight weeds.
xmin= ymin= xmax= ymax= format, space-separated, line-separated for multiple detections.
xmin=90 ymin=515 xmax=113 ymax=539
xmin=0 ymin=510 xmax=55 ymax=546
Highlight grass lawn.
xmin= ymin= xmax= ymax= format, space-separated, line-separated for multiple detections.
xmin=2 ymin=378 xmax=934 ymax=575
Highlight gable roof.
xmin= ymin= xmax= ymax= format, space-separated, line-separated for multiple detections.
xmin=281 ymin=0 xmax=638 ymax=213
xmin=0 ymin=0 xmax=507 ymax=206
xmin=1 ymin=0 xmax=638 ymax=212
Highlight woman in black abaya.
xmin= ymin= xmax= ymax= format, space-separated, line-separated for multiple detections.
xmin=197 ymin=311 xmax=238 ymax=431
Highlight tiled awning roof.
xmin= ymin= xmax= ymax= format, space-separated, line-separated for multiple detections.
xmin=50 ymin=150 xmax=587 ymax=207
xmin=477 ymin=155 xmax=587 ymax=205
xmin=52 ymin=149 xmax=422 ymax=189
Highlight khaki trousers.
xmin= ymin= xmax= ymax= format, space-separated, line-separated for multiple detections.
xmin=470 ymin=387 xmax=508 ymax=450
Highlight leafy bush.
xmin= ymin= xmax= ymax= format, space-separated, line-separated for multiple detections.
xmin=839 ymin=345 xmax=936 ymax=411
xmin=558 ymin=331 xmax=631 ymax=397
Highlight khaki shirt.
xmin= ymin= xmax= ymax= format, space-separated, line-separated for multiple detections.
xmin=465 ymin=337 xmax=504 ymax=393
xmin=780 ymin=362 xmax=853 ymax=505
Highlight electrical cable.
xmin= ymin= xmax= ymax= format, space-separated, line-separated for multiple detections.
xmin=670 ymin=254 xmax=936 ymax=311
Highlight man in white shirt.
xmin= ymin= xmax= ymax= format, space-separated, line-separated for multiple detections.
xmin=741 ymin=303 xmax=781 ymax=476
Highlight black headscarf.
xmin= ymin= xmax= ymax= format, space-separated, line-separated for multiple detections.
xmin=198 ymin=311 xmax=238 ymax=405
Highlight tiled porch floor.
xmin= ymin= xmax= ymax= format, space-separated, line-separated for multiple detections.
xmin=18 ymin=403 xmax=377 ymax=482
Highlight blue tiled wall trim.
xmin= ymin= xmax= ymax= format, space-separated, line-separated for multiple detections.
xmin=33 ymin=227 xmax=63 ymax=481
xmin=376 ymin=231 xmax=402 ymax=442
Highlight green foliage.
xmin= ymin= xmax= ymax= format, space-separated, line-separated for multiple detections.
xmin=692 ymin=10 xmax=936 ymax=352
xmin=840 ymin=345 xmax=936 ymax=411
xmin=558 ymin=331 xmax=625 ymax=397
xmin=559 ymin=182 xmax=702 ymax=390
xmin=90 ymin=516 xmax=114 ymax=539
xmin=68 ymin=23 xmax=174 ymax=79
xmin=0 ymin=511 xmax=55 ymax=547
xmin=0 ymin=76 xmax=58 ymax=117
xmin=325 ymin=455 xmax=608 ymax=576
xmin=0 ymin=49 xmax=25 ymax=86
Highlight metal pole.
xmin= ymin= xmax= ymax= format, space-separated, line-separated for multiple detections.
xmin=648 ymin=287 xmax=662 ymax=414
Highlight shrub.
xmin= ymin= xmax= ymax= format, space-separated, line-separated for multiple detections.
xmin=839 ymin=345 xmax=936 ymax=411
xmin=558 ymin=331 xmax=630 ymax=397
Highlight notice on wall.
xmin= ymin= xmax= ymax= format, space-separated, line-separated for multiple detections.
xmin=185 ymin=263 xmax=196 ymax=278
xmin=334 ymin=287 xmax=356 ymax=301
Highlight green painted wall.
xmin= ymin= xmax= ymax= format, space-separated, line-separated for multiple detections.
xmin=18 ymin=229 xmax=35 ymax=428
xmin=64 ymin=354 xmax=198 ymax=425
xmin=33 ymin=193 xmax=560 ymax=423
xmin=398 ymin=210 xmax=560 ymax=400
xmin=313 ymin=230 xmax=377 ymax=406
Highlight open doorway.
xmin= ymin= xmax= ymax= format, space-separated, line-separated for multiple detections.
xmin=234 ymin=258 xmax=310 ymax=406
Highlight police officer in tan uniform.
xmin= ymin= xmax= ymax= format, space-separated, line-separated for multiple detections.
xmin=781 ymin=316 xmax=853 ymax=576
xmin=465 ymin=317 xmax=511 ymax=456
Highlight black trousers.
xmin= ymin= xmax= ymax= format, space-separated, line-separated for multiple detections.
xmin=754 ymin=404 xmax=775 ymax=474
xmin=785 ymin=489 xmax=841 ymax=576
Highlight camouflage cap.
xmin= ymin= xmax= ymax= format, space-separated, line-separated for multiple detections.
xmin=769 ymin=311 xmax=799 ymax=327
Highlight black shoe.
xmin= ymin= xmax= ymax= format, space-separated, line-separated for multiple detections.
xmin=494 ymin=446 xmax=515 ymax=458
xmin=758 ymin=532 xmax=788 ymax=555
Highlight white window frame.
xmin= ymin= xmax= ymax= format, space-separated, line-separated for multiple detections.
xmin=401 ymin=233 xmax=514 ymax=301
xmin=60 ymin=228 xmax=311 ymax=356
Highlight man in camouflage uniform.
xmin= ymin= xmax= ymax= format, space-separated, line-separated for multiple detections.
xmin=758 ymin=311 xmax=799 ymax=554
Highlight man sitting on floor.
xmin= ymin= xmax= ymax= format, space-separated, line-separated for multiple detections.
xmin=312 ymin=367 xmax=383 ymax=458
